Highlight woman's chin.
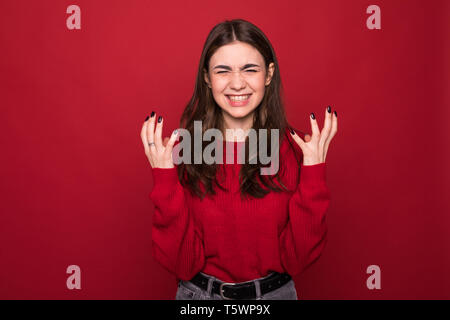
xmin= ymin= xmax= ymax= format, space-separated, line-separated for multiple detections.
xmin=223 ymin=107 xmax=254 ymax=120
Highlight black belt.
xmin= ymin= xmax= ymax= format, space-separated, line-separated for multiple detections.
xmin=189 ymin=272 xmax=292 ymax=300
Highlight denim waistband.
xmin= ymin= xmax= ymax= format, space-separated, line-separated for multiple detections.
xmin=197 ymin=271 xmax=278 ymax=285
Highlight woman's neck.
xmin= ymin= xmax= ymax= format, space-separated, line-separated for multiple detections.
xmin=222 ymin=112 xmax=254 ymax=142
xmin=223 ymin=128 xmax=251 ymax=142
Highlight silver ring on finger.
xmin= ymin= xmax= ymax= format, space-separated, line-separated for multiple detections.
xmin=148 ymin=142 xmax=155 ymax=147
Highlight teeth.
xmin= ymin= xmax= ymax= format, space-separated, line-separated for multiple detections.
xmin=228 ymin=95 xmax=250 ymax=101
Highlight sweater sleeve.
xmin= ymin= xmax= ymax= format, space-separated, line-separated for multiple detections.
xmin=149 ymin=167 xmax=205 ymax=281
xmin=279 ymin=162 xmax=330 ymax=277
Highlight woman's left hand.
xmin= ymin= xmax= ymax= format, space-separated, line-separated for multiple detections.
xmin=290 ymin=106 xmax=338 ymax=166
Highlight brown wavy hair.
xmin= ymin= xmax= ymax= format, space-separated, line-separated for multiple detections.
xmin=177 ymin=18 xmax=301 ymax=200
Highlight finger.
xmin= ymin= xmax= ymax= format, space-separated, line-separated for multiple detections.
xmin=324 ymin=110 xmax=338 ymax=160
xmin=141 ymin=116 xmax=150 ymax=152
xmin=154 ymin=115 xmax=164 ymax=152
xmin=290 ymin=128 xmax=306 ymax=150
xmin=163 ymin=129 xmax=179 ymax=160
xmin=141 ymin=115 xmax=155 ymax=167
xmin=146 ymin=112 xmax=157 ymax=152
xmin=310 ymin=112 xmax=320 ymax=140
xmin=319 ymin=106 xmax=332 ymax=147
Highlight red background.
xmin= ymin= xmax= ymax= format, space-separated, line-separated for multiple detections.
xmin=1 ymin=0 xmax=449 ymax=299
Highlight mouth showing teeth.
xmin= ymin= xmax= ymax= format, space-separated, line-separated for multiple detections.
xmin=226 ymin=94 xmax=251 ymax=102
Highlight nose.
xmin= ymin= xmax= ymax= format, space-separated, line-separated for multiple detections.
xmin=229 ymin=70 xmax=246 ymax=90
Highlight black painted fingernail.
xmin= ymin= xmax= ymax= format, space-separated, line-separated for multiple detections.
xmin=151 ymin=111 xmax=155 ymax=117
xmin=327 ymin=106 xmax=331 ymax=113
xmin=310 ymin=113 xmax=315 ymax=120
xmin=334 ymin=110 xmax=337 ymax=117
xmin=289 ymin=128 xmax=295 ymax=135
xmin=158 ymin=116 xmax=162 ymax=123
xmin=145 ymin=115 xmax=149 ymax=121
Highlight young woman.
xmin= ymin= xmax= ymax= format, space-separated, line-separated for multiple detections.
xmin=140 ymin=19 xmax=337 ymax=300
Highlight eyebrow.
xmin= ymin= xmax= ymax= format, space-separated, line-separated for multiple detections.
xmin=212 ymin=63 xmax=261 ymax=71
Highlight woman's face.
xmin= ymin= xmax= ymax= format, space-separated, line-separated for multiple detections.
xmin=204 ymin=41 xmax=274 ymax=128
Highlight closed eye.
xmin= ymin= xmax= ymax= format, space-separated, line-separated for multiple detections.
xmin=216 ymin=69 xmax=258 ymax=74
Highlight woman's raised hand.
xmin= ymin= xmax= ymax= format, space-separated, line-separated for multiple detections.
xmin=140 ymin=112 xmax=179 ymax=168
xmin=290 ymin=106 xmax=338 ymax=166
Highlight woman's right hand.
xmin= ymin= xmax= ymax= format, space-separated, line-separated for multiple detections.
xmin=140 ymin=112 xmax=179 ymax=168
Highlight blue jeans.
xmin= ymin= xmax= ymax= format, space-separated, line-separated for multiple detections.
xmin=175 ymin=272 xmax=298 ymax=300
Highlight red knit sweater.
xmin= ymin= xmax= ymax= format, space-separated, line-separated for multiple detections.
xmin=149 ymin=128 xmax=331 ymax=283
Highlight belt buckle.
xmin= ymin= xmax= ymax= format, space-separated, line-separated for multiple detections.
xmin=219 ymin=282 xmax=236 ymax=300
